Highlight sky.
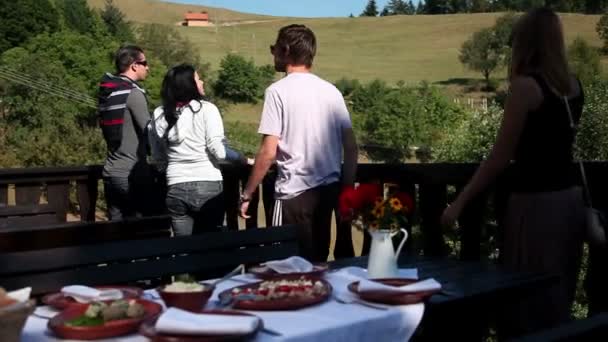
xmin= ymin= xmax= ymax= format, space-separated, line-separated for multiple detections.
xmin=163 ymin=0 xmax=421 ymax=18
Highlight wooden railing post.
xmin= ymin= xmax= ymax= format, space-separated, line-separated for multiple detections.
xmin=46 ymin=181 xmax=70 ymax=223
xmin=418 ymin=183 xmax=448 ymax=257
xmin=458 ymin=188 xmax=486 ymax=261
xmin=77 ymin=177 xmax=98 ymax=222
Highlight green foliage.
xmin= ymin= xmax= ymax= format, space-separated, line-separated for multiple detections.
xmin=459 ymin=28 xmax=501 ymax=86
xmin=576 ymin=77 xmax=608 ymax=161
xmin=361 ymin=0 xmax=379 ymax=16
xmin=57 ymin=0 xmax=98 ymax=35
xmin=459 ymin=13 xmax=517 ymax=87
xmin=100 ymin=0 xmax=135 ymax=44
xmin=351 ymin=80 xmax=466 ymax=162
xmin=0 ymin=0 xmax=60 ymax=53
xmin=213 ymin=54 xmax=275 ymax=103
xmin=596 ymin=13 xmax=608 ymax=54
xmin=568 ymin=37 xmax=602 ymax=85
xmin=136 ymin=23 xmax=207 ymax=72
xmin=334 ymin=78 xmax=361 ymax=97
xmin=0 ymin=31 xmax=118 ymax=166
xmin=383 ymin=0 xmax=415 ymax=15
xmin=433 ymin=104 xmax=502 ymax=162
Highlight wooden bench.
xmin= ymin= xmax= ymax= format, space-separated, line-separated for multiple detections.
xmin=0 ymin=215 xmax=172 ymax=252
xmin=511 ymin=314 xmax=608 ymax=341
xmin=0 ymin=225 xmax=299 ymax=296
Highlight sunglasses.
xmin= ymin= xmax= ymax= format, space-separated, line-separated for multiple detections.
xmin=134 ymin=60 xmax=148 ymax=67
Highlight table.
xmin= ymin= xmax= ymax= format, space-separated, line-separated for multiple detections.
xmin=332 ymin=256 xmax=557 ymax=340
xmin=21 ymin=257 xmax=556 ymax=341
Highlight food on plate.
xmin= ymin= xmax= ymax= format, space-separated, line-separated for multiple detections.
xmin=163 ymin=281 xmax=206 ymax=293
xmin=66 ymin=300 xmax=145 ymax=327
xmin=230 ymin=278 xmax=327 ymax=301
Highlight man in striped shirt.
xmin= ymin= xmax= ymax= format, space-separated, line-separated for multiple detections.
xmin=98 ymin=45 xmax=153 ymax=220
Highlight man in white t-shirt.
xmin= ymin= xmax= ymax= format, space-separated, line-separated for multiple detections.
xmin=238 ymin=24 xmax=358 ymax=262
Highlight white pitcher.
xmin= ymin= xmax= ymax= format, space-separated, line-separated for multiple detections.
xmin=367 ymin=228 xmax=408 ymax=278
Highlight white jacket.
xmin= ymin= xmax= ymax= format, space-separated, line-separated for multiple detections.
xmin=148 ymin=99 xmax=242 ymax=186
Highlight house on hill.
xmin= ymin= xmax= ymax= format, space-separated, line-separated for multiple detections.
xmin=182 ymin=11 xmax=211 ymax=27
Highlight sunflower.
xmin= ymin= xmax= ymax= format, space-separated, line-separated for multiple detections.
xmin=389 ymin=197 xmax=403 ymax=212
xmin=371 ymin=204 xmax=385 ymax=219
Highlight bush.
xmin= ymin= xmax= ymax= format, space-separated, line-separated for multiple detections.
xmin=351 ymin=80 xmax=465 ymax=162
xmin=577 ymin=76 xmax=608 ymax=161
xmin=334 ymin=77 xmax=361 ymax=97
xmin=568 ymin=37 xmax=602 ymax=86
xmin=213 ymin=54 xmax=275 ymax=103
xmin=433 ymin=104 xmax=502 ymax=162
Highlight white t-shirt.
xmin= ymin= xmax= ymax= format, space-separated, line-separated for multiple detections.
xmin=148 ymin=100 xmax=241 ymax=186
xmin=258 ymin=72 xmax=353 ymax=199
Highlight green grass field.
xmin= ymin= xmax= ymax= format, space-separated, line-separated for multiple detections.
xmin=90 ymin=0 xmax=603 ymax=123
xmin=89 ymin=0 xmax=602 ymax=84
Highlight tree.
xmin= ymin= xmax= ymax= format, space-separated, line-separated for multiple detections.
xmin=585 ymin=0 xmax=608 ymax=14
xmin=597 ymin=12 xmax=608 ymax=54
xmin=57 ymin=0 xmax=97 ymax=35
xmin=361 ymin=0 xmax=379 ymax=16
xmin=424 ymin=0 xmax=452 ymax=14
xmin=459 ymin=28 xmax=502 ymax=87
xmin=0 ymin=0 xmax=59 ymax=53
xmin=386 ymin=0 xmax=409 ymax=15
xmin=213 ymin=54 xmax=274 ymax=103
xmin=459 ymin=13 xmax=517 ymax=87
xmin=568 ymin=37 xmax=602 ymax=86
xmin=101 ymin=0 xmax=135 ymax=44
xmin=406 ymin=1 xmax=416 ymax=14
xmin=471 ymin=0 xmax=490 ymax=12
xmin=137 ymin=24 xmax=206 ymax=71
xmin=0 ymin=31 xmax=119 ymax=166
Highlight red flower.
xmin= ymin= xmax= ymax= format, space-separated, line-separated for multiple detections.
xmin=338 ymin=183 xmax=382 ymax=220
xmin=395 ymin=192 xmax=415 ymax=213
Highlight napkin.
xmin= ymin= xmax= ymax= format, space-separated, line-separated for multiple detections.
xmin=261 ymin=256 xmax=313 ymax=273
xmin=61 ymin=285 xmax=123 ymax=303
xmin=155 ymin=308 xmax=260 ymax=335
xmin=357 ymin=278 xmax=442 ymax=295
xmin=7 ymin=287 xmax=31 ymax=302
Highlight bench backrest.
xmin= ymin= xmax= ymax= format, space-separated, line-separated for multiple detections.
xmin=0 ymin=215 xmax=172 ymax=252
xmin=0 ymin=225 xmax=299 ymax=296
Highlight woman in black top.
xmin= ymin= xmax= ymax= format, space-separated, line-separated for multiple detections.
xmin=441 ymin=7 xmax=585 ymax=337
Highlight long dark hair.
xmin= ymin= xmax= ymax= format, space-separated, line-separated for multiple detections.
xmin=510 ymin=7 xmax=572 ymax=95
xmin=160 ymin=64 xmax=203 ymax=133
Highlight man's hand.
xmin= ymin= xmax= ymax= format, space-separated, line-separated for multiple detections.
xmin=239 ymin=194 xmax=252 ymax=219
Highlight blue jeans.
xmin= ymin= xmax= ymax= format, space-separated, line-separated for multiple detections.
xmin=166 ymin=181 xmax=224 ymax=236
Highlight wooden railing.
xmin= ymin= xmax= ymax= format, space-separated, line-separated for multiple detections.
xmin=2 ymin=163 xmax=608 ymax=260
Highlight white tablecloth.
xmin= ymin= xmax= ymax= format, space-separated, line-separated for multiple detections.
xmin=21 ymin=269 xmax=425 ymax=342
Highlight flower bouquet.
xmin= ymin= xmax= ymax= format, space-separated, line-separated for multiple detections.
xmin=339 ymin=183 xmax=414 ymax=232
xmin=339 ymin=183 xmax=415 ymax=277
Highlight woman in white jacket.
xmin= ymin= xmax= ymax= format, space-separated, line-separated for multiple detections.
xmin=148 ymin=64 xmax=245 ymax=236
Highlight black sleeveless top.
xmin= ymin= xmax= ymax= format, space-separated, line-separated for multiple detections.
xmin=511 ymin=74 xmax=585 ymax=193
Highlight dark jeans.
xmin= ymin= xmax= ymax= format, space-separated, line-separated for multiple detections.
xmin=103 ymin=169 xmax=166 ymax=221
xmin=166 ymin=181 xmax=224 ymax=236
xmin=281 ymin=182 xmax=340 ymax=262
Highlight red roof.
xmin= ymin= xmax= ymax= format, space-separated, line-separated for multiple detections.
xmin=184 ymin=12 xmax=209 ymax=21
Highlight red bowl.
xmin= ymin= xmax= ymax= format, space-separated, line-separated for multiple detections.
xmin=48 ymin=298 xmax=162 ymax=340
xmin=158 ymin=284 xmax=215 ymax=312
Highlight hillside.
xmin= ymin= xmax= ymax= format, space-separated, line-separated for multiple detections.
xmin=91 ymin=2 xmax=601 ymax=84
xmin=87 ymin=0 xmax=276 ymax=25
xmin=178 ymin=13 xmax=601 ymax=83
